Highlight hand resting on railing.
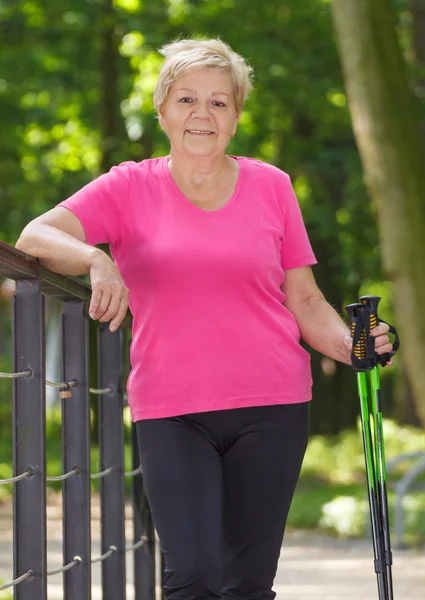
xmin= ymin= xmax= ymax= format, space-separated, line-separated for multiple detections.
xmin=88 ymin=250 xmax=129 ymax=332
xmin=15 ymin=206 xmax=129 ymax=332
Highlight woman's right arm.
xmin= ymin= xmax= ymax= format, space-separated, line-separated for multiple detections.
xmin=16 ymin=206 xmax=101 ymax=275
xmin=15 ymin=207 xmax=129 ymax=331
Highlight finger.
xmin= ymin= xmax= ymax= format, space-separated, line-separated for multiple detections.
xmin=99 ymin=291 xmax=122 ymax=323
xmin=376 ymin=343 xmax=393 ymax=355
xmin=109 ymin=297 xmax=129 ymax=332
xmin=374 ymin=334 xmax=390 ymax=348
xmin=386 ymin=359 xmax=394 ymax=367
xmin=89 ymin=288 xmax=103 ymax=319
xmin=96 ymin=289 xmax=114 ymax=320
xmin=371 ymin=323 xmax=390 ymax=336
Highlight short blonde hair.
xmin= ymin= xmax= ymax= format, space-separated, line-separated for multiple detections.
xmin=153 ymin=38 xmax=254 ymax=115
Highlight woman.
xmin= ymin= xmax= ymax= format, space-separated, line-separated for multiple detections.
xmin=16 ymin=38 xmax=393 ymax=600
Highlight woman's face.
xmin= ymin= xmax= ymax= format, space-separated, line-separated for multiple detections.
xmin=158 ymin=68 xmax=240 ymax=159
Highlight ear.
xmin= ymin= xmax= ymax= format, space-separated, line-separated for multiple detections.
xmin=158 ymin=113 xmax=165 ymax=129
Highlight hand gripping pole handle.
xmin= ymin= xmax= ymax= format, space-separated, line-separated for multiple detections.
xmin=359 ymin=295 xmax=400 ymax=367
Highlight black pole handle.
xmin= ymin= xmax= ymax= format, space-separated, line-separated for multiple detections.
xmin=345 ymin=302 xmax=367 ymax=371
xmin=359 ymin=295 xmax=400 ymax=367
xmin=359 ymin=295 xmax=380 ymax=362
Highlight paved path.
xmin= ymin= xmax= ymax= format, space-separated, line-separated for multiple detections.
xmin=277 ymin=531 xmax=424 ymax=599
xmin=1 ymin=497 xmax=424 ymax=599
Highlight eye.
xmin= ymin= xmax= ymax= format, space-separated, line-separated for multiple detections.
xmin=212 ymin=101 xmax=226 ymax=108
xmin=178 ymin=97 xmax=194 ymax=103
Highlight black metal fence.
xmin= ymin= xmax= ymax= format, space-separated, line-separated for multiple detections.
xmin=0 ymin=240 xmax=158 ymax=599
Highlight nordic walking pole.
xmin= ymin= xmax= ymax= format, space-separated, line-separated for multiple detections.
xmin=359 ymin=295 xmax=399 ymax=600
xmin=345 ymin=303 xmax=388 ymax=599
xmin=370 ymin=363 xmax=393 ymax=598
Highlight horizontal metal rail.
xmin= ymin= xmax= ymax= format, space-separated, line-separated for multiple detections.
xmin=46 ymin=468 xmax=80 ymax=482
xmin=0 ymin=535 xmax=148 ymax=591
xmin=0 ymin=369 xmax=32 ymax=379
xmin=47 ymin=556 xmax=82 ymax=576
xmin=126 ymin=536 xmax=147 ymax=553
xmin=91 ymin=546 xmax=117 ymax=564
xmin=1 ymin=466 xmax=142 ymax=486
xmin=0 ymin=239 xmax=132 ymax=327
xmin=0 ymin=570 xmax=33 ymax=591
xmin=0 ymin=468 xmax=34 ymax=485
xmin=0 ymin=370 xmax=114 ymax=399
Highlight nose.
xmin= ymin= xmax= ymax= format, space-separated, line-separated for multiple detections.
xmin=192 ymin=101 xmax=211 ymax=119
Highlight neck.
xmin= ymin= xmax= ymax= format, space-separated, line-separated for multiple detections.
xmin=167 ymin=150 xmax=233 ymax=188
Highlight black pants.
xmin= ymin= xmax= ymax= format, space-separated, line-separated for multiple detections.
xmin=136 ymin=402 xmax=309 ymax=600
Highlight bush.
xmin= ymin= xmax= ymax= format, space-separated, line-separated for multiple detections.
xmin=287 ymin=422 xmax=425 ymax=545
xmin=300 ymin=418 xmax=425 ymax=484
xmin=319 ymin=495 xmax=368 ymax=537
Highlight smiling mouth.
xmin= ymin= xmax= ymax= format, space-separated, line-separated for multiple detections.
xmin=186 ymin=129 xmax=215 ymax=135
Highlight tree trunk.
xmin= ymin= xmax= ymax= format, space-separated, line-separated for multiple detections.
xmin=411 ymin=0 xmax=425 ymax=144
xmin=91 ymin=0 xmax=121 ymax=442
xmin=393 ymin=360 xmax=422 ymax=426
xmin=100 ymin=0 xmax=120 ymax=174
xmin=331 ymin=0 xmax=425 ymax=426
xmin=412 ymin=0 xmax=425 ymax=66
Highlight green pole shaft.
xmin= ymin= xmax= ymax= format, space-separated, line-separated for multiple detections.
xmin=370 ymin=366 xmax=393 ymax=598
xmin=357 ymin=371 xmax=387 ymax=599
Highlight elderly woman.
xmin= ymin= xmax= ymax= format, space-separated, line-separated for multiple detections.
xmin=16 ymin=39 xmax=393 ymax=600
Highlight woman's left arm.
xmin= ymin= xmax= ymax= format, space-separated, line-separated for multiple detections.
xmin=281 ymin=266 xmax=393 ymax=366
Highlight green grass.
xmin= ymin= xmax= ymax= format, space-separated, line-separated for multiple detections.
xmin=288 ymin=483 xmax=364 ymax=530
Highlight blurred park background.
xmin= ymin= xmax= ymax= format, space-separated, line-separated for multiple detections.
xmin=0 ymin=0 xmax=425 ymax=551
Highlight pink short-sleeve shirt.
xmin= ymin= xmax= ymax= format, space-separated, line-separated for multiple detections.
xmin=58 ymin=156 xmax=317 ymax=421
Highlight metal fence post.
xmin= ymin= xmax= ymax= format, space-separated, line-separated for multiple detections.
xmin=12 ymin=279 xmax=47 ymax=600
xmin=132 ymin=424 xmax=156 ymax=600
xmin=98 ymin=324 xmax=126 ymax=599
xmin=62 ymin=300 xmax=91 ymax=599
